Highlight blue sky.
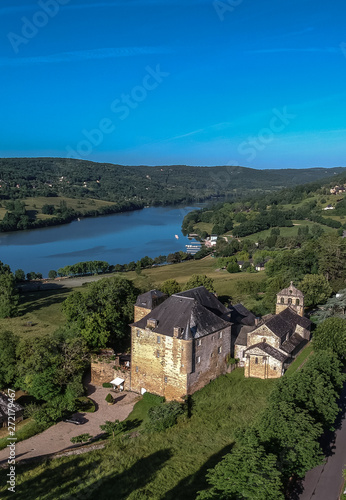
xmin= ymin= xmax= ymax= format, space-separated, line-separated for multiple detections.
xmin=1 ymin=0 xmax=346 ymax=168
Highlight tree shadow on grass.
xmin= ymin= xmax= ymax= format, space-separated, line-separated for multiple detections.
xmin=18 ymin=288 xmax=70 ymax=316
xmin=0 ymin=448 xmax=172 ymax=500
xmin=163 ymin=443 xmax=235 ymax=500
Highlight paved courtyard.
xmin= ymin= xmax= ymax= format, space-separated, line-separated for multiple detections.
xmin=0 ymin=383 xmax=139 ymax=464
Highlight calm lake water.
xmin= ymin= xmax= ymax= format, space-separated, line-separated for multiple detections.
xmin=0 ymin=206 xmax=200 ymax=277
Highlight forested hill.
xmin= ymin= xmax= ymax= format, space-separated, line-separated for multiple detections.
xmin=0 ymin=157 xmax=345 ymax=205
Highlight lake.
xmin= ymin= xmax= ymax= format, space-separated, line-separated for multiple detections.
xmin=0 ymin=205 xmax=200 ymax=277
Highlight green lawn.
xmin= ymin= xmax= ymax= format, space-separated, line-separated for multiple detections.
xmin=285 ymin=343 xmax=314 ymax=375
xmin=0 ymin=196 xmax=116 ymax=222
xmin=243 ymin=220 xmax=336 ymax=242
xmin=0 ymin=369 xmax=276 ymax=500
xmin=0 ymin=419 xmax=42 ymax=451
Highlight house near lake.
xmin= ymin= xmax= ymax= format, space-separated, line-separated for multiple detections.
xmin=92 ymin=283 xmax=310 ymax=399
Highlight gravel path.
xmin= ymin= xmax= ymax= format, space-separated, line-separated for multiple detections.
xmin=0 ymin=384 xmax=139 ymax=465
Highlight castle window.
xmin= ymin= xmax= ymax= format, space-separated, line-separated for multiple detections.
xmin=218 ymin=346 xmax=222 ymax=354
xmin=156 ymin=351 xmax=160 ymax=358
xmin=219 ymin=331 xmax=223 ymax=339
xmin=280 ymin=297 xmax=284 ymax=304
xmin=288 ymin=298 xmax=292 ymax=305
xmin=197 ymin=356 xmax=201 ymax=363
xmin=296 ymin=299 xmax=300 ymax=306
xmin=197 ymin=339 xmax=202 ymax=346
xmin=135 ymin=366 xmax=139 ymax=373
xmin=164 ymin=376 xmax=168 ymax=383
xmin=136 ymin=329 xmax=140 ymax=337
xmin=255 ymin=357 xmax=258 ymax=364
xmin=157 ymin=336 xmax=161 ymax=344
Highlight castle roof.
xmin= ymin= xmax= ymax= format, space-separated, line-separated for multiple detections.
xmin=229 ymin=303 xmax=257 ymax=327
xmin=277 ymin=281 xmax=304 ymax=298
xmin=131 ymin=287 xmax=231 ymax=340
xmin=175 ymin=286 xmax=230 ymax=320
xmin=135 ymin=289 xmax=166 ymax=309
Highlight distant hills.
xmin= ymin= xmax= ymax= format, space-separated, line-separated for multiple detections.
xmin=0 ymin=158 xmax=345 ymax=206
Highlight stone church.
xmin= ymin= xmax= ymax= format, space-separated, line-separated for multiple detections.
xmin=234 ymin=282 xmax=311 ymax=379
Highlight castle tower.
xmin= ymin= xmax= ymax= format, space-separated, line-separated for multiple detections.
xmin=276 ymin=281 xmax=304 ymax=316
xmin=134 ymin=290 xmax=167 ymax=322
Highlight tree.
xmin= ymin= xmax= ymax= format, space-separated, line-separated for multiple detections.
xmin=159 ymin=279 xmax=181 ymax=296
xmin=318 ymin=234 xmax=346 ymax=287
xmin=100 ymin=419 xmax=124 ymax=438
xmin=313 ymin=317 xmax=346 ymax=358
xmin=0 ymin=331 xmax=18 ymax=389
xmin=299 ymin=274 xmax=332 ymax=308
xmin=62 ymin=276 xmax=139 ymax=349
xmin=0 ymin=273 xmax=18 ymax=318
xmin=198 ymin=442 xmax=284 ymax=500
xmin=48 ymin=270 xmax=57 ymax=279
xmin=14 ymin=269 xmax=25 ymax=281
xmin=227 ymin=262 xmax=240 ymax=273
xmin=185 ymin=275 xmax=215 ymax=293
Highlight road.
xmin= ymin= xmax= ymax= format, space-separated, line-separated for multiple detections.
xmin=298 ymin=383 xmax=346 ymax=500
xmin=0 ymin=385 xmax=138 ymax=464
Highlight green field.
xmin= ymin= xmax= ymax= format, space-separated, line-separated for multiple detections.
xmin=0 ymin=196 xmax=116 ymax=221
xmin=242 ymin=220 xmax=336 ymax=242
xmin=0 ymin=369 xmax=276 ymax=500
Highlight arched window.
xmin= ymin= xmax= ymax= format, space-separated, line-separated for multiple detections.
xmin=288 ymin=298 xmax=292 ymax=305
xmin=280 ymin=297 xmax=284 ymax=304
xmin=296 ymin=299 xmax=300 ymax=306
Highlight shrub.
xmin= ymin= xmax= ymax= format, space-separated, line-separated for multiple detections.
xmin=146 ymin=401 xmax=184 ymax=432
xmin=70 ymin=433 xmax=91 ymax=444
xmin=142 ymin=392 xmax=165 ymax=404
xmin=105 ymin=393 xmax=114 ymax=404
xmin=102 ymin=382 xmax=112 ymax=388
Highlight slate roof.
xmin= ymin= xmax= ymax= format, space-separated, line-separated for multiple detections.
xmin=265 ymin=307 xmax=310 ymax=340
xmin=245 ymin=342 xmax=288 ymax=362
xmin=175 ymin=287 xmax=231 ymax=320
xmin=0 ymin=394 xmax=23 ymax=421
xmin=234 ymin=330 xmax=248 ymax=346
xmin=281 ymin=332 xmax=305 ymax=354
xmin=229 ymin=303 xmax=256 ymax=327
xmin=135 ymin=289 xmax=166 ymax=309
xmin=277 ymin=281 xmax=304 ymax=298
xmin=132 ymin=288 xmax=231 ymax=340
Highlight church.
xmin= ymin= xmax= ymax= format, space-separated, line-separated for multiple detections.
xmin=234 ymin=282 xmax=311 ymax=378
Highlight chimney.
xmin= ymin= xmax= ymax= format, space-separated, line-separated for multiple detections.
xmin=147 ymin=318 xmax=158 ymax=329
xmin=173 ymin=326 xmax=183 ymax=338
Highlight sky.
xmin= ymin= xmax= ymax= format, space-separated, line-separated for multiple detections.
xmin=1 ymin=0 xmax=346 ymax=168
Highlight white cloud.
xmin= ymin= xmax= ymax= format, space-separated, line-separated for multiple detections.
xmin=0 ymin=46 xmax=172 ymax=67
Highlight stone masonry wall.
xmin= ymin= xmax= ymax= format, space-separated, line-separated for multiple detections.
xmin=131 ymin=326 xmax=192 ymax=401
xmin=244 ymin=352 xmax=282 ymax=379
xmin=91 ymin=360 xmax=131 ymax=389
xmin=248 ymin=325 xmax=279 ymax=349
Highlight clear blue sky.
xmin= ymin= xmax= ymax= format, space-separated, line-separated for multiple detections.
xmin=1 ymin=0 xmax=346 ymax=168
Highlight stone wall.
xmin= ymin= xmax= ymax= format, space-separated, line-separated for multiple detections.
xmin=131 ymin=326 xmax=191 ymax=401
xmin=248 ymin=325 xmax=280 ymax=349
xmin=134 ymin=306 xmax=151 ymax=323
xmin=91 ymin=360 xmax=131 ymax=389
xmin=244 ymin=351 xmax=282 ymax=379
xmin=187 ymin=326 xmax=232 ymax=395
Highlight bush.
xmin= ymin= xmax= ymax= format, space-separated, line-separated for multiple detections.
xmin=70 ymin=433 xmax=91 ymax=444
xmin=102 ymin=382 xmax=112 ymax=388
xmin=146 ymin=401 xmax=184 ymax=432
xmin=142 ymin=392 xmax=165 ymax=405
xmin=105 ymin=393 xmax=114 ymax=404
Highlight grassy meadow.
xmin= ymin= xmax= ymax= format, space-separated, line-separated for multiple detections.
xmin=0 ymin=369 xmax=276 ymax=500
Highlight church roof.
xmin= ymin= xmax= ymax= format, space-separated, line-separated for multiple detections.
xmin=281 ymin=332 xmax=306 ymax=354
xmin=277 ymin=281 xmax=304 ymax=298
xmin=132 ymin=287 xmax=231 ymax=340
xmin=245 ymin=342 xmax=288 ymax=362
xmin=265 ymin=307 xmax=310 ymax=340
xmin=135 ymin=289 xmax=166 ymax=309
